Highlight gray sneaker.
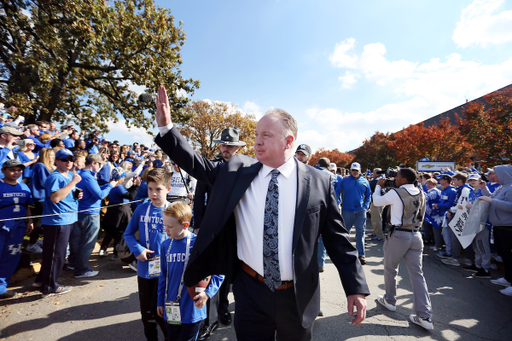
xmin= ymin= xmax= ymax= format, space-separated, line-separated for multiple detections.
xmin=42 ymin=286 xmax=72 ymax=298
xmin=409 ymin=314 xmax=433 ymax=330
xmin=441 ymin=257 xmax=460 ymax=266
xmin=74 ymin=270 xmax=99 ymax=278
xmin=377 ymin=295 xmax=396 ymax=312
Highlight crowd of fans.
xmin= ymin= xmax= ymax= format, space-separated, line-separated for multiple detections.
xmin=1 ymin=111 xmax=511 ymax=339
xmin=306 ymin=150 xmax=512 ymax=298
xmin=0 ymin=117 xmax=196 ymax=293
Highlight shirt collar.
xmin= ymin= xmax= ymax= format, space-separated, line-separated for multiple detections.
xmin=401 ymin=184 xmax=418 ymax=189
xmin=261 ymin=156 xmax=296 ymax=180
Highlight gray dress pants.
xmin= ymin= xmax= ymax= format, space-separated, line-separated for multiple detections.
xmin=383 ymin=230 xmax=433 ymax=319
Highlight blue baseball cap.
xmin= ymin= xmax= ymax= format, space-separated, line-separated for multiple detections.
xmin=55 ymin=149 xmax=74 ymax=159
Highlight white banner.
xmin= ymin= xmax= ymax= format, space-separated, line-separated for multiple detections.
xmin=448 ymin=200 xmax=477 ymax=249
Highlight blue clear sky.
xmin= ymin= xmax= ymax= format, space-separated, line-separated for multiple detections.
xmin=106 ymin=0 xmax=512 ymax=153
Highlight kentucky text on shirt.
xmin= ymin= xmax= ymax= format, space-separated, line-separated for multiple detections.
xmin=139 ymin=215 xmax=164 ymax=224
xmin=166 ymin=252 xmax=186 ymax=263
xmin=3 ymin=193 xmax=27 ymax=198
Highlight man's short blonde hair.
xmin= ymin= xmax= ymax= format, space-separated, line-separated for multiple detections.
xmin=264 ymin=109 xmax=298 ymax=140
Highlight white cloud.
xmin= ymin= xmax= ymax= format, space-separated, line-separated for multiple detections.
xmin=107 ymin=119 xmax=157 ymax=148
xmin=307 ymin=36 xmax=512 ymax=152
xmin=298 ymin=129 xmax=366 ymax=154
xmin=359 ymin=43 xmax=417 ymax=85
xmin=329 ymin=38 xmax=358 ymax=68
xmin=453 ymin=0 xmax=512 ymax=47
xmin=330 ymin=40 xmax=416 ymax=86
xmin=242 ymin=101 xmax=263 ymax=120
xmin=338 ymin=71 xmax=359 ymax=89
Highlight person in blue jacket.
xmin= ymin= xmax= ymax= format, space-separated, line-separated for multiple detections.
xmin=335 ymin=162 xmax=372 ymax=265
xmin=432 ymin=174 xmax=457 ymax=258
xmin=68 ymin=153 xmax=117 ymax=278
xmin=99 ymin=167 xmax=141 ymax=259
xmin=27 ymin=148 xmax=55 ymax=253
xmin=124 ymin=168 xmax=172 ymax=341
xmin=157 ymin=201 xmax=224 ymax=341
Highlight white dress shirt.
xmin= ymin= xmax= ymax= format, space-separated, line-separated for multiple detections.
xmin=159 ymin=124 xmax=297 ymax=280
xmin=234 ymin=157 xmax=297 ymax=281
xmin=373 ymin=184 xmax=419 ymax=226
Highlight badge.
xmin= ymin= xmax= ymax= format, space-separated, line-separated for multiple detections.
xmin=148 ymin=255 xmax=161 ymax=277
xmin=165 ymin=301 xmax=181 ymax=325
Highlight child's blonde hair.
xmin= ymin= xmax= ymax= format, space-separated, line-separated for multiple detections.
xmin=426 ymin=178 xmax=438 ymax=185
xmin=163 ymin=201 xmax=192 ymax=225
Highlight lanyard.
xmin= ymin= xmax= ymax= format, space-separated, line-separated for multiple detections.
xmin=165 ymin=233 xmax=192 ymax=302
xmin=144 ymin=202 xmax=169 ymax=250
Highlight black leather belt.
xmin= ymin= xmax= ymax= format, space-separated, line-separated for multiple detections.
xmin=393 ymin=227 xmax=420 ymax=232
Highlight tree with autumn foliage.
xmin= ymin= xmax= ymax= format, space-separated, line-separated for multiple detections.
xmin=457 ymin=87 xmax=512 ymax=167
xmin=176 ymin=100 xmax=257 ymax=159
xmin=309 ymin=148 xmax=354 ymax=168
xmin=354 ymin=132 xmax=399 ymax=170
xmin=388 ymin=120 xmax=474 ymax=166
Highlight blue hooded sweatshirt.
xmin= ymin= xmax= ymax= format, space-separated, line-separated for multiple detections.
xmin=335 ymin=174 xmax=371 ymax=211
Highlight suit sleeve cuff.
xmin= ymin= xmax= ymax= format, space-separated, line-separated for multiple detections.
xmin=158 ymin=123 xmax=174 ymax=137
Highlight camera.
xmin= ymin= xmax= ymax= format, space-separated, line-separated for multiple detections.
xmin=73 ymin=188 xmax=82 ymax=200
xmin=376 ymin=167 xmax=399 ymax=188
xmin=480 ymin=173 xmax=488 ymax=182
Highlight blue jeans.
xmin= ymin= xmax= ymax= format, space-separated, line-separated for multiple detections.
xmin=317 ymin=236 xmax=326 ymax=267
xmin=342 ymin=208 xmax=367 ymax=257
xmin=69 ymin=213 xmax=100 ymax=276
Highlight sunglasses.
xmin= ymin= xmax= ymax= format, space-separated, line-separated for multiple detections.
xmin=57 ymin=157 xmax=75 ymax=162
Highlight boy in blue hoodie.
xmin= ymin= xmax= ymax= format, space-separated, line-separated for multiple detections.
xmin=157 ymin=201 xmax=224 ymax=341
xmin=0 ymin=160 xmax=33 ymax=299
xmin=124 ymin=168 xmax=172 ymax=341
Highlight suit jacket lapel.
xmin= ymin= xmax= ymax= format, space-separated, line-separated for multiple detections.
xmin=293 ymin=160 xmax=311 ymax=252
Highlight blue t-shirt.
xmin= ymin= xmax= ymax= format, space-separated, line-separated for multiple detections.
xmin=77 ymin=169 xmax=113 ymax=215
xmin=124 ymin=202 xmax=169 ymax=279
xmin=109 ymin=185 xmax=129 ymax=204
xmin=0 ymin=179 xmax=33 ymax=231
xmin=41 ymin=170 xmax=79 ymax=225
xmin=157 ymin=233 xmax=224 ymax=323
xmin=96 ymin=162 xmax=111 ymax=186
xmin=30 ymin=163 xmax=51 ymax=202
xmin=17 ymin=151 xmax=38 ymax=179
xmin=63 ymin=138 xmax=75 ymax=149
xmin=131 ymin=181 xmax=149 ymax=211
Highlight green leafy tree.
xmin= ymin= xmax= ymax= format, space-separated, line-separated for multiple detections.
xmin=0 ymin=0 xmax=199 ymax=133
xmin=176 ymin=100 xmax=258 ymax=159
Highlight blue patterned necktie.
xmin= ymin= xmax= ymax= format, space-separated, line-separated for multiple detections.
xmin=263 ymin=169 xmax=281 ymax=291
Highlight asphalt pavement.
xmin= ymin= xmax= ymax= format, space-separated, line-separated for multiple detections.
xmin=1 ymin=225 xmax=512 ymax=341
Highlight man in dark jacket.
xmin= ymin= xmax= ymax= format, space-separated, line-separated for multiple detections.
xmin=194 ymin=128 xmax=246 ymax=340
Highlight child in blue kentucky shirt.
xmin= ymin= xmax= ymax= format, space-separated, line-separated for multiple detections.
xmin=124 ymin=168 xmax=172 ymax=341
xmin=157 ymin=201 xmax=224 ymax=341
xmin=0 ymin=160 xmax=33 ymax=299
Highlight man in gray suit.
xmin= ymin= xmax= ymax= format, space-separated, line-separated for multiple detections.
xmin=154 ymin=86 xmax=369 ymax=340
